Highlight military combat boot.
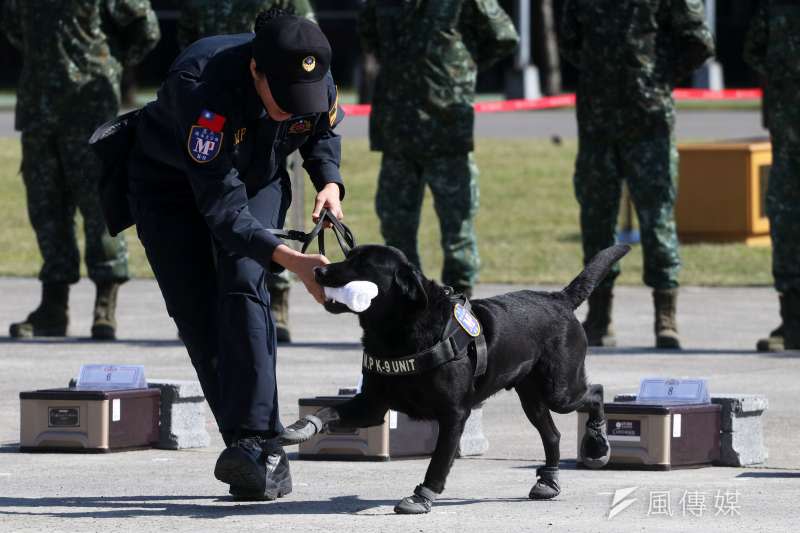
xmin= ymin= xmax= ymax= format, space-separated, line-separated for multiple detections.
xmin=653 ymin=288 xmax=681 ymax=349
xmin=9 ymin=283 xmax=69 ymax=338
xmin=782 ymin=290 xmax=800 ymax=350
xmin=757 ymin=293 xmax=784 ymax=352
xmin=269 ymin=285 xmax=291 ymax=343
xmin=582 ymin=288 xmax=616 ymax=347
xmin=91 ymin=281 xmax=121 ymax=340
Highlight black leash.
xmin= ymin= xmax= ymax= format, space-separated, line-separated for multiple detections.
xmin=267 ymin=208 xmax=355 ymax=256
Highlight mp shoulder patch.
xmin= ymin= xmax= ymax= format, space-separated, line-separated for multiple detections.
xmin=454 ymin=303 xmax=481 ymax=337
xmin=187 ymin=126 xmax=223 ymax=164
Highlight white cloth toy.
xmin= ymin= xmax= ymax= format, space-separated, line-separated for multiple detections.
xmin=324 ymin=281 xmax=379 ymax=312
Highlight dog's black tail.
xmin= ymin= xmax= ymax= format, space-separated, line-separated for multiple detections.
xmin=560 ymin=245 xmax=631 ymax=310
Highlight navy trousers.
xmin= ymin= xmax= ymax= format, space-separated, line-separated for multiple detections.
xmin=129 ymin=166 xmax=290 ymax=438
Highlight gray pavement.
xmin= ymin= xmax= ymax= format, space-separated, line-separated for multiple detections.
xmin=1 ymin=278 xmax=799 ymax=532
xmin=0 ymin=108 xmax=769 ymax=140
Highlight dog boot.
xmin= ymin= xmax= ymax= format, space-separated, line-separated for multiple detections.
xmin=654 ymin=288 xmax=681 ymax=349
xmin=782 ymin=290 xmax=800 ymax=350
xmin=529 ymin=466 xmax=560 ymax=500
xmin=580 ymin=419 xmax=611 ymax=469
xmin=394 ymin=484 xmax=438 ymax=514
xmin=9 ymin=283 xmax=69 ymax=338
xmin=91 ymin=281 xmax=121 ymax=340
xmin=582 ymin=287 xmax=616 ymax=346
xmin=269 ymin=284 xmax=291 ymax=343
xmin=278 ymin=414 xmax=324 ymax=446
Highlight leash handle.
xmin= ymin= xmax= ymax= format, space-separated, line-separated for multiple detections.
xmin=300 ymin=208 xmax=355 ymax=256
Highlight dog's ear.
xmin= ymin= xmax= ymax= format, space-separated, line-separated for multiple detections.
xmin=393 ymin=264 xmax=429 ymax=310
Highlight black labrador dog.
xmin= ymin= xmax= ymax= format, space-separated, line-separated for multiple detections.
xmin=281 ymin=244 xmax=630 ymax=514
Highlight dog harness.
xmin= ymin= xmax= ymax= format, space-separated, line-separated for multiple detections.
xmin=361 ymin=293 xmax=488 ymax=378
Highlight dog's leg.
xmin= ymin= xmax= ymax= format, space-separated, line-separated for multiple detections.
xmin=279 ymin=395 xmax=386 ymax=446
xmin=578 ymin=383 xmax=611 ymax=469
xmin=515 ymin=385 xmax=562 ymax=500
xmin=394 ymin=411 xmax=469 ymax=515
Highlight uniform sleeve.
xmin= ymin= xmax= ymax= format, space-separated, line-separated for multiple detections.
xmin=176 ymin=4 xmax=200 ymax=51
xmin=357 ymin=0 xmax=378 ymax=54
xmin=172 ymin=76 xmax=283 ymax=266
xmin=463 ymin=0 xmax=519 ymax=72
xmin=411 ymin=0 xmax=464 ymax=56
xmin=670 ymin=0 xmax=716 ymax=81
xmin=105 ymin=0 xmax=161 ymax=66
xmin=289 ymin=0 xmax=317 ymax=22
xmin=559 ymin=0 xmax=582 ymax=68
xmin=743 ymin=2 xmax=768 ymax=75
xmin=1 ymin=0 xmax=23 ymax=50
xmin=299 ymin=75 xmax=346 ymax=200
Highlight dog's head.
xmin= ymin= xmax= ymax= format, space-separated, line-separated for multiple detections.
xmin=315 ymin=245 xmax=429 ymax=320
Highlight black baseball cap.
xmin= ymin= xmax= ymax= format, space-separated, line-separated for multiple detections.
xmin=252 ymin=15 xmax=332 ymax=115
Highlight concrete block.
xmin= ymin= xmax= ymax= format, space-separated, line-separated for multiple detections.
xmin=458 ymin=406 xmax=489 ymax=457
xmin=711 ymin=394 xmax=769 ymax=432
xmin=719 ymin=430 xmax=769 ymax=467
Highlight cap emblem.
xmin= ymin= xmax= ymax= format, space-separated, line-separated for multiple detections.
xmin=302 ymin=56 xmax=316 ymax=72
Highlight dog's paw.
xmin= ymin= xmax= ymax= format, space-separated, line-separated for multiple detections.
xmin=278 ymin=415 xmax=323 ymax=446
xmin=529 ymin=466 xmax=560 ymax=500
xmin=394 ymin=485 xmax=437 ymax=514
xmin=581 ymin=420 xmax=611 ymax=469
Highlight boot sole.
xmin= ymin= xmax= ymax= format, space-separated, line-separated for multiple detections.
xmin=230 ymin=481 xmax=292 ymax=501
xmin=91 ymin=325 xmax=117 ymax=341
xmin=9 ymin=326 xmax=68 ymax=338
xmin=214 ymin=448 xmax=266 ymax=494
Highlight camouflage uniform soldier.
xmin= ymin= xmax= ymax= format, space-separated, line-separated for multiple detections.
xmin=177 ymin=0 xmax=316 ymax=342
xmin=745 ymin=1 xmax=800 ymax=351
xmin=560 ymin=0 xmax=714 ymax=349
xmin=178 ymin=0 xmax=315 ymax=49
xmin=1 ymin=0 xmax=160 ymax=340
xmin=360 ymin=0 xmax=519 ymax=296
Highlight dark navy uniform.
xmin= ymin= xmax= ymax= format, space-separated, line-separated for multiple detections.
xmin=127 ymin=34 xmax=344 ymax=438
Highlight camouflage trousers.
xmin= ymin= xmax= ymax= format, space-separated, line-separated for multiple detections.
xmin=573 ymin=131 xmax=680 ymax=290
xmin=375 ymin=152 xmax=480 ymax=289
xmin=766 ymin=83 xmax=800 ymax=293
xmin=21 ymin=123 xmax=129 ymax=284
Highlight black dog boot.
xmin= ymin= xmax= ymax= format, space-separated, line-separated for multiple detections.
xmin=581 ymin=419 xmax=611 ymax=469
xmin=214 ymin=436 xmax=268 ymax=495
xmin=653 ymin=288 xmax=681 ymax=349
xmin=582 ymin=288 xmax=616 ymax=347
xmin=9 ymin=283 xmax=69 ymax=338
xmin=278 ymin=414 xmax=324 ymax=446
xmin=757 ymin=294 xmax=784 ymax=351
xmin=229 ymin=448 xmax=292 ymax=501
xmin=394 ymin=484 xmax=438 ymax=514
xmin=529 ymin=466 xmax=560 ymax=500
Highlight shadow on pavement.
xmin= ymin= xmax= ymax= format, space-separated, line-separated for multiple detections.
xmin=588 ymin=347 xmax=759 ymax=356
xmin=0 ymin=337 xmax=184 ymax=347
xmin=736 ymin=472 xmax=800 ymax=479
xmin=0 ymin=494 xmax=530 ymax=518
xmin=279 ymin=342 xmax=362 ymax=351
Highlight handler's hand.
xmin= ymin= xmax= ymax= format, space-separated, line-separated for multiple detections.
xmin=312 ymin=182 xmax=344 ymax=227
xmin=272 ymin=245 xmax=330 ymax=304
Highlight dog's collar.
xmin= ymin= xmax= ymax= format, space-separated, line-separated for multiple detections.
xmin=361 ymin=293 xmax=487 ymax=378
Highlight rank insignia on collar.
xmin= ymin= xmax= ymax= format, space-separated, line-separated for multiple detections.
xmin=188 ymin=126 xmax=223 ymax=163
xmin=288 ymin=119 xmax=312 ymax=135
xmin=303 ymin=56 xmax=316 ymax=72
xmin=454 ymin=303 xmax=481 ymax=337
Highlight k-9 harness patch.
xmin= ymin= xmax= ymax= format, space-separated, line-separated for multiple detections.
xmin=188 ymin=110 xmax=225 ymax=163
xmin=454 ymin=302 xmax=481 ymax=337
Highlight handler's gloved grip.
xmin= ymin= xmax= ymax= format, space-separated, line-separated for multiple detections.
xmin=278 ymin=414 xmax=323 ymax=446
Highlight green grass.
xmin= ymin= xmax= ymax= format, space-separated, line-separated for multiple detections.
xmin=0 ymin=137 xmax=772 ymax=286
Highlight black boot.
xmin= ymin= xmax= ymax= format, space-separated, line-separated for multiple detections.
xmin=91 ymin=281 xmax=121 ymax=340
xmin=215 ymin=437 xmax=292 ymax=501
xmin=529 ymin=466 xmax=561 ymax=500
xmin=583 ymin=288 xmax=615 ymax=346
xmin=782 ymin=290 xmax=800 ymax=350
xmin=653 ymin=288 xmax=681 ymax=349
xmin=268 ymin=285 xmax=291 ymax=343
xmin=9 ymin=283 xmax=69 ymax=338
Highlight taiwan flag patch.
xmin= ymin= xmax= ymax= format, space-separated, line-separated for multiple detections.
xmin=197 ymin=109 xmax=226 ymax=132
